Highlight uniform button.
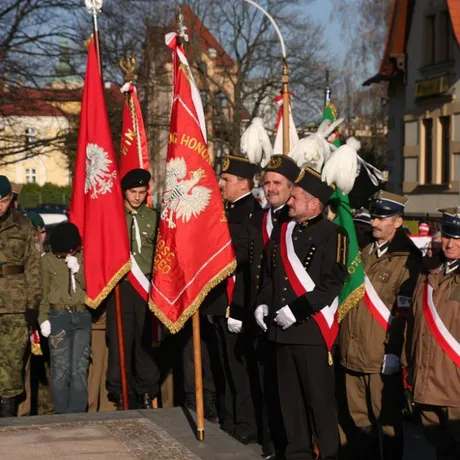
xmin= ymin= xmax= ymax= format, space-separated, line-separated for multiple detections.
xmin=294 ymin=237 xmax=298 ymax=241
xmin=281 ymin=297 xmax=285 ymax=302
xmin=312 ymin=247 xmax=316 ymax=251
xmin=256 ymin=275 xmax=260 ymax=279
xmin=257 ymin=265 xmax=261 ymax=269
xmin=133 ymin=252 xmax=137 ymax=256
xmin=284 ymin=276 xmax=288 ymax=281
xmin=283 ymin=287 xmax=287 ymax=291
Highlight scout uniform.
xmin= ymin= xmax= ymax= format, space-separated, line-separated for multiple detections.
xmin=257 ymin=167 xmax=349 ymax=460
xmin=339 ymin=191 xmax=422 ymax=460
xmin=406 ymin=207 xmax=460 ymax=459
xmin=106 ymin=168 xmax=160 ymax=410
xmin=39 ymin=222 xmax=90 ymax=414
xmin=0 ymin=176 xmax=41 ymax=417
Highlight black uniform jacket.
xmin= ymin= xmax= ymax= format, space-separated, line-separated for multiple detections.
xmin=257 ymin=214 xmax=349 ymax=345
xmin=248 ymin=205 xmax=291 ymax=309
xmin=201 ymin=193 xmax=260 ymax=318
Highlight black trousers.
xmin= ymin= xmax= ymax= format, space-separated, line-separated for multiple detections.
xmin=106 ymin=280 xmax=160 ymax=398
xmin=215 ymin=316 xmax=257 ymax=437
xmin=181 ymin=316 xmax=216 ymax=395
xmin=277 ymin=343 xmax=338 ymax=460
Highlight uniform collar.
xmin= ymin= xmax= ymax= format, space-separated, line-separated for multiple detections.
xmin=126 ymin=203 xmax=146 ymax=217
xmin=296 ymin=213 xmax=322 ymax=229
xmin=227 ymin=192 xmax=253 ymax=210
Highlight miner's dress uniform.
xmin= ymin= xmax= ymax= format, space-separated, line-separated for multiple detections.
xmin=257 ymin=168 xmax=349 ymax=460
xmin=405 ymin=208 xmax=460 ymax=459
xmin=0 ymin=199 xmax=41 ymax=416
xmin=339 ymin=191 xmax=422 ymax=460
xmin=106 ymin=170 xmax=160 ymax=407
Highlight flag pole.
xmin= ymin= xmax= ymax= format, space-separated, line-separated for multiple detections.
xmin=176 ymin=7 xmax=205 ymax=441
xmin=324 ymin=69 xmax=331 ymax=110
xmin=243 ymin=0 xmax=290 ymax=155
xmin=85 ymin=0 xmax=129 ymax=410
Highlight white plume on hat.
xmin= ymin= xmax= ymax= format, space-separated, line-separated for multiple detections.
xmin=289 ymin=118 xmax=344 ymax=170
xmin=322 ymin=136 xmax=359 ymax=195
xmin=240 ymin=117 xmax=273 ymax=167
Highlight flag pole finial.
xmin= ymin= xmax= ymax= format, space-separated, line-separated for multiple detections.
xmin=84 ymin=0 xmax=104 ymax=75
xmin=85 ymin=0 xmax=103 ymax=16
xmin=120 ymin=56 xmax=137 ymax=83
xmin=176 ymin=7 xmax=189 ymax=44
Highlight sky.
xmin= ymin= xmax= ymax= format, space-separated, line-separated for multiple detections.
xmin=307 ymin=0 xmax=347 ymax=58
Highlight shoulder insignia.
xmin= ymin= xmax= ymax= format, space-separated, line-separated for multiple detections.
xmin=336 ymin=230 xmax=348 ymax=265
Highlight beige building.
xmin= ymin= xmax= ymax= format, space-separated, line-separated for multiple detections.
xmin=365 ymin=0 xmax=460 ymax=215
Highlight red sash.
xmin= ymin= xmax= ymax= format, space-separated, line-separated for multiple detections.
xmin=423 ymin=281 xmax=460 ymax=367
xmin=262 ymin=208 xmax=274 ymax=247
xmin=279 ymin=221 xmax=339 ymax=350
xmin=226 ymin=274 xmax=236 ymax=306
xmin=363 ymin=275 xmax=393 ymax=331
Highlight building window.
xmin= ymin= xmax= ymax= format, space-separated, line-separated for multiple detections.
xmin=25 ymin=168 xmax=37 ymax=184
xmin=423 ymin=119 xmax=433 ymax=184
xmin=439 ymin=11 xmax=452 ymax=62
xmin=440 ymin=116 xmax=451 ymax=184
xmin=425 ymin=14 xmax=436 ymax=66
xmin=25 ymin=127 xmax=37 ymax=145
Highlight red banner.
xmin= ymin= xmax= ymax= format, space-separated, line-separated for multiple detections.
xmin=149 ymin=33 xmax=236 ymax=332
xmin=70 ymin=38 xmax=131 ymax=307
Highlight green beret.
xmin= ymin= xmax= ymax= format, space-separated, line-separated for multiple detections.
xmin=27 ymin=211 xmax=45 ymax=229
xmin=0 ymin=176 xmax=12 ymax=199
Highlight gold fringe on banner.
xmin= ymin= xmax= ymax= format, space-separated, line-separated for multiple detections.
xmin=149 ymin=259 xmax=237 ymax=334
xmin=337 ymin=283 xmax=365 ymax=323
xmin=85 ymin=260 xmax=132 ymax=309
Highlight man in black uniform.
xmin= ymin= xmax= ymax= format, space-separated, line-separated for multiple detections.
xmin=210 ymin=154 xmax=260 ymax=443
xmin=106 ymin=169 xmax=160 ymax=410
xmin=256 ymin=167 xmax=349 ymax=460
xmin=250 ymin=155 xmax=300 ymax=459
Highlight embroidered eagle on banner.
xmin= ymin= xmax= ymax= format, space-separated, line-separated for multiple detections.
xmin=161 ymin=157 xmax=211 ymax=229
xmin=85 ymin=143 xmax=117 ymax=199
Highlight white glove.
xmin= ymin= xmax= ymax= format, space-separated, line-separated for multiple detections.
xmin=40 ymin=320 xmax=51 ymax=338
xmin=275 ymin=306 xmax=296 ymax=330
xmin=382 ymin=354 xmax=400 ymax=375
xmin=254 ymin=304 xmax=269 ymax=332
xmin=65 ymin=255 xmax=80 ymax=274
xmin=227 ymin=317 xmax=243 ymax=333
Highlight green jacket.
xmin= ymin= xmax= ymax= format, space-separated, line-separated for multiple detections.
xmin=125 ymin=204 xmax=158 ymax=276
xmin=39 ymin=251 xmax=86 ymax=324
xmin=0 ymin=209 xmax=41 ymax=314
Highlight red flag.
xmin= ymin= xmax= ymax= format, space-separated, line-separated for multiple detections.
xmin=119 ymin=82 xmax=151 ymax=204
xmin=70 ymin=38 xmax=131 ymax=307
xmin=149 ymin=33 xmax=236 ymax=332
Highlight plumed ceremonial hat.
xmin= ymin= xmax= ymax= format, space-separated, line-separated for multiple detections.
xmin=438 ymin=207 xmax=460 ymax=239
xmin=0 ymin=176 xmax=12 ymax=199
xmin=221 ymin=155 xmax=258 ymax=181
xmin=121 ymin=168 xmax=151 ymax=190
xmin=50 ymin=222 xmax=82 ymax=254
xmin=265 ymin=155 xmax=300 ymax=183
xmin=294 ymin=167 xmax=335 ymax=205
xmin=369 ymin=190 xmax=407 ymax=218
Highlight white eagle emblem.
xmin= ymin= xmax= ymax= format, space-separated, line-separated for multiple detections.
xmin=85 ymin=143 xmax=117 ymax=199
xmin=161 ymin=157 xmax=211 ymax=228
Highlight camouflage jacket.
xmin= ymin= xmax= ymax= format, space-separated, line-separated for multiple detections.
xmin=0 ymin=209 xmax=42 ymax=314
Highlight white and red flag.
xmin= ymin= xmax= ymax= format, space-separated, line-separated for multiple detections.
xmin=272 ymin=91 xmax=299 ymax=155
xmin=70 ymin=37 xmax=131 ymax=307
xmin=149 ymin=32 xmax=236 ymax=332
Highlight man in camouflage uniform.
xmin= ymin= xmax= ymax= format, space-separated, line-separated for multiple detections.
xmin=0 ymin=176 xmax=41 ymax=417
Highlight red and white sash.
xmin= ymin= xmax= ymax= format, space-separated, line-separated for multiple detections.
xmin=262 ymin=208 xmax=274 ymax=247
xmin=279 ymin=221 xmax=339 ymax=350
xmin=127 ymin=255 xmax=163 ymax=344
xmin=363 ymin=275 xmax=393 ymax=331
xmin=423 ymin=281 xmax=460 ymax=367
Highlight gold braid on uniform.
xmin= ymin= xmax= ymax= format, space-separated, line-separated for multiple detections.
xmin=337 ymin=283 xmax=365 ymax=323
xmin=85 ymin=260 xmax=132 ymax=309
xmin=149 ymin=259 xmax=237 ymax=334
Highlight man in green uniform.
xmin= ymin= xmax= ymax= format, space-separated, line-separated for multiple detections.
xmin=0 ymin=176 xmax=41 ymax=417
xmin=106 ymin=168 xmax=160 ymax=410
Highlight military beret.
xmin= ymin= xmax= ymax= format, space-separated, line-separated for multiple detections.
xmin=27 ymin=211 xmax=45 ymax=230
xmin=265 ymin=155 xmax=300 ymax=183
xmin=294 ymin=167 xmax=335 ymax=205
xmin=369 ymin=190 xmax=407 ymax=218
xmin=50 ymin=222 xmax=81 ymax=254
xmin=121 ymin=168 xmax=151 ymax=190
xmin=221 ymin=155 xmax=258 ymax=180
xmin=0 ymin=176 xmax=12 ymax=199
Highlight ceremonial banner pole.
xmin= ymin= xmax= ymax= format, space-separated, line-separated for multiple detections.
xmin=85 ymin=0 xmax=129 ymax=410
xmin=243 ymin=0 xmax=289 ymax=154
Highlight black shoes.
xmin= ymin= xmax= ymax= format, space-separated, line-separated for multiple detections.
xmin=108 ymin=393 xmax=124 ymax=411
xmin=0 ymin=397 xmax=16 ymax=417
xmin=138 ymin=392 xmax=153 ymax=409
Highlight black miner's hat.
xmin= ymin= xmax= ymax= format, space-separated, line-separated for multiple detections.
xmin=221 ymin=155 xmax=258 ymax=180
xmin=265 ymin=155 xmax=300 ymax=183
xmin=294 ymin=167 xmax=335 ymax=205
xmin=121 ymin=168 xmax=151 ymax=190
